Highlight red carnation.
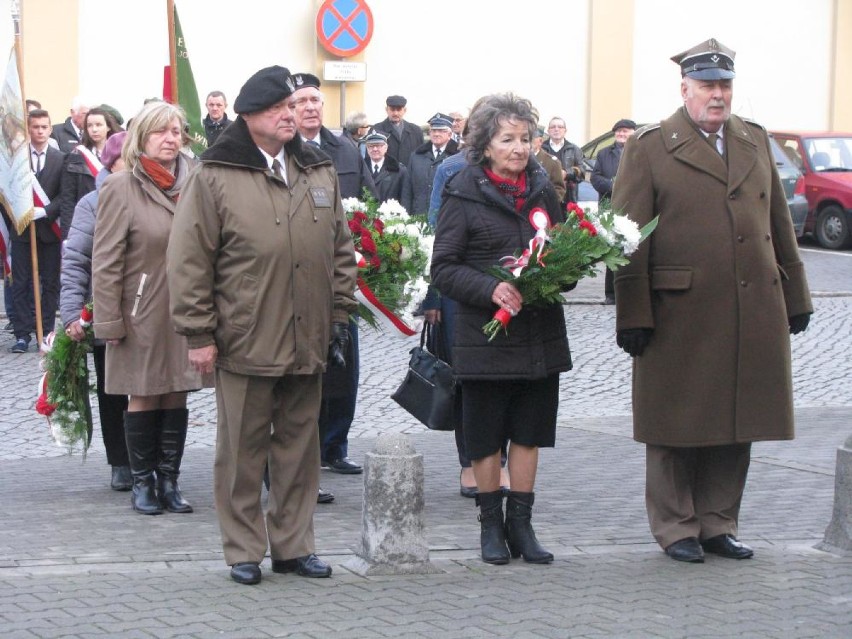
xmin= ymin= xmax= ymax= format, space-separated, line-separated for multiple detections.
xmin=373 ymin=218 xmax=385 ymax=234
xmin=579 ymin=219 xmax=597 ymax=236
xmin=567 ymin=202 xmax=585 ymax=219
xmin=360 ymin=230 xmax=377 ymax=255
xmin=36 ymin=392 xmax=56 ymax=417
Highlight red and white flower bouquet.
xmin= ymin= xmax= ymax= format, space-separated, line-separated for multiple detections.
xmin=483 ymin=203 xmax=657 ymax=341
xmin=342 ymin=194 xmax=432 ymax=336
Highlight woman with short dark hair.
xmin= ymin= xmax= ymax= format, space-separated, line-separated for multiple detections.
xmin=431 ymin=93 xmax=573 ymax=565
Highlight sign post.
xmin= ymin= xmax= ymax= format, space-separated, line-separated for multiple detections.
xmin=316 ymin=0 xmax=373 ymax=125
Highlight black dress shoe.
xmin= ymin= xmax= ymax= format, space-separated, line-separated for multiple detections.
xmin=701 ymin=534 xmax=754 ymax=559
xmin=664 ymin=537 xmax=705 ymax=563
xmin=272 ymin=554 xmax=332 ymax=578
xmin=317 ymin=487 xmax=335 ymax=504
xmin=230 ymin=562 xmax=261 ymax=585
xmin=110 ymin=465 xmax=132 ymax=491
xmin=323 ymin=457 xmax=363 ymax=474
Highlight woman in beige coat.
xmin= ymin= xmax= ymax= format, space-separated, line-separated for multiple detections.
xmin=93 ymin=101 xmax=201 ymax=516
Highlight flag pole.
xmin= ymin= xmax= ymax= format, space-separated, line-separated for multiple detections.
xmin=167 ymin=0 xmax=178 ymax=104
xmin=11 ymin=0 xmax=44 ymax=347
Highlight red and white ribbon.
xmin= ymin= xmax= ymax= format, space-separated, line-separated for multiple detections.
xmin=354 ymin=251 xmax=417 ymax=337
xmin=500 ymin=208 xmax=553 ymax=276
xmin=75 ymin=145 xmax=104 ymax=177
xmin=32 ymin=174 xmax=62 ymax=240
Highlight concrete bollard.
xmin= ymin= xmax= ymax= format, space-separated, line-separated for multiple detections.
xmin=344 ymin=433 xmax=441 ymax=575
xmin=820 ymin=434 xmax=852 ymax=553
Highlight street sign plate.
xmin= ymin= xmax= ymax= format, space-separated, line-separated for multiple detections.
xmin=323 ymin=61 xmax=367 ymax=82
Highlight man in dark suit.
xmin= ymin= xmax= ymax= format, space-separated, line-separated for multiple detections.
xmin=363 ymin=130 xmax=410 ymax=204
xmin=372 ymin=95 xmax=424 ymax=165
xmin=591 ymin=118 xmax=636 ymax=304
xmin=290 ymin=72 xmax=377 ymax=482
xmin=9 ymin=109 xmax=65 ymax=352
xmin=403 ymin=113 xmax=459 ymax=216
xmin=50 ymin=97 xmax=88 ymax=153
xmin=613 ymin=38 xmax=813 ymax=563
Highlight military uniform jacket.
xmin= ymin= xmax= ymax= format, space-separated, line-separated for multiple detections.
xmin=365 ymin=153 xmax=411 ymax=204
xmin=372 ymin=118 xmax=424 ymax=166
xmin=612 ymin=108 xmax=813 ymax=447
xmin=167 ymin=116 xmax=358 ymax=378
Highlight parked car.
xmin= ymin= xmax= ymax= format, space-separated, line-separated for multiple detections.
xmin=770 ymin=131 xmax=852 ymax=249
xmin=579 ymin=125 xmax=809 ymax=238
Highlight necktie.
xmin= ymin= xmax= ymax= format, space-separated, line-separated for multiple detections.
xmin=373 ymin=164 xmax=380 ymax=177
xmin=434 ymin=148 xmax=441 ymax=161
xmin=306 ymin=139 xmax=320 ymax=149
xmin=707 ymin=133 xmax=722 ymax=155
xmin=271 ymin=159 xmax=283 ymax=179
xmin=33 ymin=151 xmax=44 ymax=175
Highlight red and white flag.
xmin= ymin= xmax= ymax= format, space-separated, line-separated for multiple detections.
xmin=0 ymin=46 xmax=33 ymax=235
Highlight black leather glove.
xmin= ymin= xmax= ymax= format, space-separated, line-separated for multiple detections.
xmin=327 ymin=322 xmax=349 ymax=368
xmin=616 ymin=328 xmax=653 ymax=357
xmin=788 ymin=312 xmax=811 ymax=335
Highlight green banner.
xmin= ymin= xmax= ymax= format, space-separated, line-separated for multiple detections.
xmin=173 ymin=6 xmax=207 ymax=156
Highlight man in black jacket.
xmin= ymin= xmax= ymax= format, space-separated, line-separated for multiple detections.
xmin=590 ymin=118 xmax=636 ymax=304
xmin=9 ymin=110 xmax=65 ymax=352
xmin=363 ymin=130 xmax=410 ymax=204
xmin=403 ymin=113 xmax=459 ymax=216
xmin=291 ymin=72 xmax=377 ymax=479
xmin=50 ymin=97 xmax=88 ymax=153
xmin=203 ymin=91 xmax=231 ymax=147
xmin=542 ymin=116 xmax=584 ymax=203
xmin=372 ymin=95 xmax=424 ymax=165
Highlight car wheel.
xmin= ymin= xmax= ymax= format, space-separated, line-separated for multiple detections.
xmin=814 ymin=205 xmax=851 ymax=250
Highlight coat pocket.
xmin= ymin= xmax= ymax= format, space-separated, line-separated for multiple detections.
xmin=650 ymin=267 xmax=693 ymax=291
xmin=229 ymin=274 xmax=259 ymax=332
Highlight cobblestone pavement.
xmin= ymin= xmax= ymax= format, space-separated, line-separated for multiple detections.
xmin=1 ymin=254 xmax=851 ymax=637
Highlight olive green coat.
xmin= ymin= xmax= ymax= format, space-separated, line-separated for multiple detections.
xmin=613 ymin=108 xmax=812 ymax=447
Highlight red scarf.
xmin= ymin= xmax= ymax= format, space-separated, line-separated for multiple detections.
xmin=139 ymin=155 xmax=179 ymax=201
xmin=484 ymin=167 xmax=527 ymax=211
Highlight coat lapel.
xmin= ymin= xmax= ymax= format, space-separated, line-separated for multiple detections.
xmin=724 ymin=115 xmax=758 ymax=196
xmin=662 ymin=109 xmax=727 ymax=185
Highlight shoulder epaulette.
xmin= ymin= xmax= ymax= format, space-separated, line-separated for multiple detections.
xmin=635 ymin=123 xmax=661 ymax=139
xmin=739 ymin=117 xmax=766 ymax=131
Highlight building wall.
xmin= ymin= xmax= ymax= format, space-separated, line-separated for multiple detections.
xmin=0 ymin=0 xmax=847 ymax=143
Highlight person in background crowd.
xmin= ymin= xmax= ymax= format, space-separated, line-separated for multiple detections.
xmin=51 ymin=96 xmax=89 ymax=153
xmin=613 ymin=38 xmax=813 ymax=564
xmin=168 ymin=65 xmax=356 ymax=585
xmin=58 ymin=107 xmax=122 ymax=239
xmin=364 ymin=130 xmax=410 ymax=204
xmin=26 ymin=99 xmax=59 ymax=149
xmin=7 ymin=109 xmax=65 ymax=354
xmin=591 ymin=118 xmax=636 ymax=304
xmin=203 ymin=91 xmax=231 ymax=147
xmin=373 ymin=95 xmax=424 ymax=165
xmin=542 ymin=116 xmax=584 ymax=203
xmin=290 ymin=71 xmax=376 ymax=480
xmin=93 ymin=101 xmax=202 ymax=517
xmin=449 ymin=109 xmax=467 ymax=144
xmin=61 ymin=131 xmax=130 ymax=491
xmin=532 ymin=126 xmax=567 ymax=202
xmin=431 ymin=93 xmax=573 ymax=566
xmin=342 ymin=111 xmax=372 ymax=157
xmin=403 ymin=113 xmax=459 ymax=216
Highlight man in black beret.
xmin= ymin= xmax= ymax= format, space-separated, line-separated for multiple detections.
xmin=169 ymin=64 xmax=357 ymax=585
xmin=590 ymin=117 xmax=637 ymax=303
xmin=372 ymin=94 xmax=425 ymax=165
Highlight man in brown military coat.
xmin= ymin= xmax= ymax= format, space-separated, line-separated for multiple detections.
xmin=612 ymin=38 xmax=813 ymax=563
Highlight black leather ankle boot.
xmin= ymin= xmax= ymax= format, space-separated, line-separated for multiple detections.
xmin=476 ymin=490 xmax=510 ymax=565
xmin=157 ymin=408 xmax=193 ymax=513
xmin=124 ymin=410 xmax=163 ymax=515
xmin=505 ymin=491 xmax=553 ymax=563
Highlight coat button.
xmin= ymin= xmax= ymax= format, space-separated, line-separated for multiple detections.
xmin=765 ymin=233 xmax=771 ymax=240
xmin=740 ymin=280 xmax=748 ymax=287
xmin=729 ymin=193 xmax=737 ymax=200
xmin=760 ymin=191 xmax=766 ymax=198
xmin=737 ymin=236 xmax=744 ymax=243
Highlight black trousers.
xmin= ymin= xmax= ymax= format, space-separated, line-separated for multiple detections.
xmin=93 ymin=343 xmax=129 ymax=466
xmin=10 ymin=238 xmax=61 ymax=341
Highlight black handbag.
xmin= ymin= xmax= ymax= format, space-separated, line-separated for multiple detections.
xmin=391 ymin=322 xmax=457 ymax=431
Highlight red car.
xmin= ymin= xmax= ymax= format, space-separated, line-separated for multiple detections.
xmin=770 ymin=131 xmax=852 ymax=249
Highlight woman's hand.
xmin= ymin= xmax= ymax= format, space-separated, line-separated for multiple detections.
xmin=492 ymin=283 xmax=523 ymax=317
xmin=189 ymin=345 xmax=217 ymax=375
xmin=65 ymin=320 xmax=87 ymax=342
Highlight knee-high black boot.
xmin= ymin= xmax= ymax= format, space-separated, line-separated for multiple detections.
xmin=505 ymin=491 xmax=553 ymax=563
xmin=476 ymin=491 xmax=510 ymax=565
xmin=124 ymin=410 xmax=163 ymax=515
xmin=157 ymin=408 xmax=193 ymax=513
